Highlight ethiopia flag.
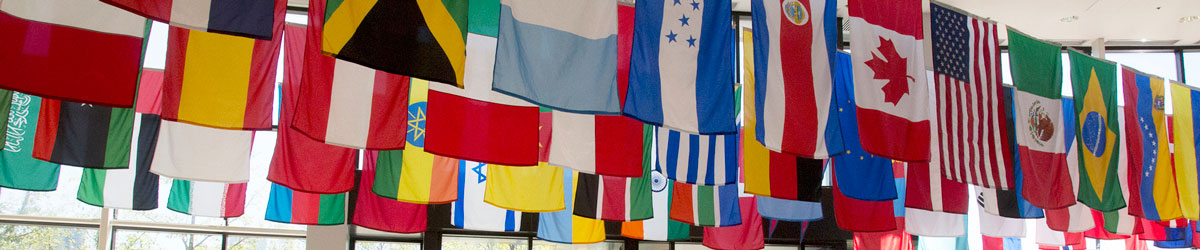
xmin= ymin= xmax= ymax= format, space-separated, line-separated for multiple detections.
xmin=321 ymin=0 xmax=468 ymax=87
xmin=265 ymin=183 xmax=346 ymax=225
xmin=1069 ymin=50 xmax=1124 ymax=212
xmin=370 ymin=79 xmax=459 ymax=204
xmin=33 ymin=99 xmax=134 ymax=169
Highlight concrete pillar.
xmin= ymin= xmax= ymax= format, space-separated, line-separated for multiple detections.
xmin=307 ymin=224 xmax=350 ymax=250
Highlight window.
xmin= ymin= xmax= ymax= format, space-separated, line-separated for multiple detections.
xmin=532 ymin=240 xmax=622 ymax=250
xmin=637 ymin=242 xmax=668 ymax=250
xmin=442 ymin=236 xmax=528 ymax=250
xmin=225 ymin=132 xmax=305 ymax=231
xmin=1106 ymin=52 xmax=1179 ymax=81
xmin=112 ymin=229 xmax=222 ymax=250
xmin=1185 ymin=52 xmax=1199 ymax=85
xmin=0 ymin=167 xmax=101 ymax=219
xmin=225 ymin=235 xmax=305 ymax=249
xmin=356 ymin=240 xmax=420 ymax=250
xmin=0 ymin=224 xmax=97 ymax=250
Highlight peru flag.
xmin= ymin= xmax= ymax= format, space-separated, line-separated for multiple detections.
xmin=748 ymin=0 xmax=842 ymax=158
xmin=847 ymin=0 xmax=930 ymax=161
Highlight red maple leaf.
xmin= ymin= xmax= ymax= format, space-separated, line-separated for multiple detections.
xmin=863 ymin=37 xmax=914 ymax=105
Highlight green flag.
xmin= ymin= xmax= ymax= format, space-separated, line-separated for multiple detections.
xmin=0 ymin=92 xmax=61 ymax=191
xmin=1069 ymin=50 xmax=1124 ymax=212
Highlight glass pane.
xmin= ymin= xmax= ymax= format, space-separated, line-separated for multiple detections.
xmin=442 ymin=236 xmax=528 ymax=250
xmin=0 ymin=223 xmax=97 ymax=250
xmin=532 ymin=240 xmax=622 ymax=250
xmin=638 ymin=242 xmax=668 ymax=250
xmin=1106 ymin=52 xmax=1179 ymax=81
xmin=355 ymin=240 xmax=421 ymax=250
xmin=112 ymin=229 xmax=221 ymax=250
xmin=225 ymin=235 xmax=306 ymax=250
xmin=226 ymin=132 xmax=305 ymax=230
xmin=1186 ymin=52 xmax=1199 ymax=85
xmin=0 ymin=167 xmax=101 ymax=219
xmin=113 ymin=176 xmax=225 ymax=226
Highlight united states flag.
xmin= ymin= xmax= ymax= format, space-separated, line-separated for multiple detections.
xmin=930 ymin=3 xmax=1015 ymax=190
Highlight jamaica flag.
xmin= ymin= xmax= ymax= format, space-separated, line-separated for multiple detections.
xmin=322 ymin=0 xmax=468 ymax=87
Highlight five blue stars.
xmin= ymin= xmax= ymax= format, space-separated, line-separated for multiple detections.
xmin=679 ymin=14 xmax=690 ymax=26
xmin=666 ymin=30 xmax=678 ymax=43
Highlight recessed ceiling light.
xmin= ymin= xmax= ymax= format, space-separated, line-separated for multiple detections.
xmin=1139 ymin=39 xmax=1150 ymax=42
xmin=1181 ymin=16 xmax=1199 ymax=23
xmin=1060 ymin=16 xmax=1079 ymax=23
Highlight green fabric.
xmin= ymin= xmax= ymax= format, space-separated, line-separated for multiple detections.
xmin=467 ymin=0 xmax=499 ymax=37
xmin=1007 ymin=30 xmax=1063 ymax=98
xmin=77 ymin=169 xmax=106 ymax=206
xmin=324 ymin=0 xmax=344 ymax=24
xmin=167 ymin=179 xmax=192 ymax=214
xmin=371 ymin=150 xmax=404 ymax=199
xmin=317 ymin=193 xmax=347 ymax=225
xmin=442 ymin=0 xmax=470 ymax=41
xmin=0 ymin=93 xmax=60 ymax=191
xmin=1069 ymin=50 xmax=1124 ymax=212
xmin=697 ymin=185 xmax=714 ymax=226
xmin=103 ymin=107 xmax=134 ymax=168
xmin=625 ymin=125 xmax=655 ymax=221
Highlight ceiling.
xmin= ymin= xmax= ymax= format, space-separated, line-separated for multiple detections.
xmin=291 ymin=0 xmax=1200 ymax=46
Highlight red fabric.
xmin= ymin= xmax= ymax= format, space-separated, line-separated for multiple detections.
xmin=833 ymin=167 xmax=897 ymax=232
xmin=852 ymin=217 xmax=911 ymax=250
xmin=266 ymin=22 xmax=357 ymax=194
xmin=982 ymin=236 xmax=1005 ymax=250
xmin=1019 ymin=146 xmax=1075 ymax=209
xmin=30 ymin=100 xmax=60 ymax=162
xmin=1083 ymin=209 xmax=1130 ymax=239
xmin=425 ymin=90 xmax=540 ymax=166
xmin=703 ymin=197 xmax=764 ymax=250
xmin=774 ymin=0 xmax=818 ymax=157
xmin=135 ymin=70 xmax=165 ymax=115
xmin=100 ymin=0 xmax=173 ymax=23
xmin=0 ymin=11 xmax=142 ymax=108
xmin=1138 ymin=218 xmax=1168 ymax=240
xmin=599 ymin=176 xmax=628 ymax=220
xmin=290 ymin=189 xmax=320 ymax=224
xmin=352 ymin=151 xmax=428 ymax=233
xmin=1121 ymin=68 xmax=1149 ymax=219
xmin=847 ymin=0 xmax=923 ymax=38
xmin=855 ymin=108 xmax=931 ymax=162
xmin=592 ymin=115 xmax=644 ymax=177
xmin=159 ymin=0 xmax=281 ymax=130
xmin=223 ymin=183 xmax=248 ymax=217
xmin=904 ymin=161 xmax=968 ymax=214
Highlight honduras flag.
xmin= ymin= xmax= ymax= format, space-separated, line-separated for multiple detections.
xmin=625 ymin=0 xmax=736 ymax=135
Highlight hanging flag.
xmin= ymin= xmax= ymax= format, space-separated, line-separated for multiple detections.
xmin=978 ymin=186 xmax=1044 ymax=219
xmin=929 ymin=2 xmax=1014 ymax=190
xmin=657 ymin=127 xmax=739 ymax=186
xmin=758 ymin=196 xmax=823 ymax=222
xmin=998 ymin=86 xmax=1047 ymax=219
xmin=321 ymin=0 xmax=467 ymax=87
xmin=78 ymin=69 xmax=165 ymax=210
xmin=829 ymin=51 xmax=898 ymax=202
xmin=159 ymin=0 xmax=282 ymax=131
xmin=150 ymin=120 xmax=253 ymax=183
xmin=492 ymin=0 xmax=621 ymax=114
xmin=1085 ymin=208 xmax=1141 ymax=239
xmin=703 ymin=197 xmax=765 ymax=250
xmin=981 ymin=236 xmax=1022 ymax=250
xmin=33 ymin=99 xmax=134 ymax=169
xmin=625 ymin=0 xmax=736 ymax=135
xmin=537 ymin=170 xmax=607 ymax=244
xmin=549 ymin=112 xmax=645 ymax=177
xmin=573 ymin=142 xmax=654 ymax=221
xmin=267 ymin=23 xmax=357 ymax=194
xmin=167 ymin=179 xmax=247 ymax=218
xmin=621 ymin=171 xmax=691 ymax=241
xmin=0 ymin=92 xmax=60 ymax=191
xmin=747 ymin=0 xmax=842 ymax=157
xmin=669 ymin=180 xmax=741 ymax=227
xmin=853 ymin=218 xmax=913 ymax=250
xmin=1069 ymin=50 xmax=1124 ymax=212
xmin=1045 ymin=98 xmax=1098 ymax=233
xmin=1124 ymin=67 xmax=1182 ymax=221
xmin=833 ymin=165 xmax=899 ymax=232
xmin=484 ymin=164 xmax=564 ymax=213
xmin=78 ymin=114 xmax=161 ymax=210
xmin=265 ymin=183 xmax=345 ymax=225
xmin=1169 ymin=82 xmax=1200 ymax=220
xmin=847 ymin=0 xmax=929 ymax=161
xmin=1138 ymin=218 xmax=1175 ymax=241
xmin=1008 ymin=30 xmax=1073 ymax=209
xmin=355 ymin=151 xmax=428 ymax=233
xmin=451 ymin=160 xmax=526 ymax=232
xmin=425 ymin=33 xmax=539 ymax=166
xmin=100 ymin=0 xmax=275 ymax=40
xmin=1035 ymin=218 xmax=1085 ymax=247
xmin=978 ymin=191 xmax=1027 ymax=238
xmin=1154 ymin=221 xmax=1193 ymax=248
xmin=1098 ymin=121 xmax=1140 ymax=235
xmin=906 ymin=208 xmax=966 ymax=237
xmin=0 ymin=0 xmax=146 ymax=108
xmin=906 ymin=161 xmax=968 ymax=214
xmin=370 ymin=79 xmax=459 ymax=204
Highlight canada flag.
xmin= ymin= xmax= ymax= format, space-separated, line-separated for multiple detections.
xmin=847 ymin=0 xmax=930 ymax=161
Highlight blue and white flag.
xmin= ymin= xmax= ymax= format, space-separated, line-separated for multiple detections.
xmin=656 ymin=127 xmax=738 ymax=186
xmin=757 ymin=196 xmax=822 ymax=222
xmin=491 ymin=0 xmax=622 ymax=114
xmin=625 ymin=0 xmax=736 ymax=135
xmin=451 ymin=160 xmax=525 ymax=232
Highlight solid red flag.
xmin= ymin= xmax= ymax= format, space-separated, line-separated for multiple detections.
xmin=832 ymin=166 xmax=896 ymax=232
xmin=905 ymin=161 xmax=968 ymax=214
xmin=702 ymin=197 xmax=764 ymax=250
xmin=352 ymin=151 xmax=428 ymax=233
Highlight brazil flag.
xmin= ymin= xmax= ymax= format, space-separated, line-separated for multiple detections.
xmin=322 ymin=0 xmax=468 ymax=87
xmin=1069 ymin=50 xmax=1124 ymax=212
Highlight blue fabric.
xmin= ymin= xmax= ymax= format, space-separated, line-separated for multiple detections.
xmin=831 ymin=51 xmax=896 ymax=201
xmin=208 ymin=0 xmax=275 ymax=39
xmin=657 ymin=127 xmax=739 ymax=185
xmin=757 ymin=196 xmax=822 ymax=222
xmin=1155 ymin=223 xmax=1192 ymax=248
xmin=264 ymin=183 xmax=293 ymax=223
xmin=537 ymin=169 xmax=576 ymax=243
xmin=492 ymin=5 xmax=622 ymax=114
xmin=1005 ymin=87 xmax=1045 ymax=218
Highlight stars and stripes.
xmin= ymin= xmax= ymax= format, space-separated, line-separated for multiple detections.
xmin=930 ymin=2 xmax=1013 ymax=190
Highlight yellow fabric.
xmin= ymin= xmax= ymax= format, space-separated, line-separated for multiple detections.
xmin=415 ymin=0 xmax=466 ymax=87
xmin=395 ymin=79 xmax=457 ymax=204
xmin=568 ymin=172 xmax=606 ymax=244
xmin=1080 ymin=68 xmax=1118 ymax=201
xmin=1171 ymin=82 xmax=1199 ymax=220
xmin=740 ymin=28 xmax=771 ymax=197
xmin=321 ymin=0 xmax=376 ymax=55
xmin=178 ymin=30 xmax=253 ymax=129
xmin=484 ymin=163 xmax=565 ymax=212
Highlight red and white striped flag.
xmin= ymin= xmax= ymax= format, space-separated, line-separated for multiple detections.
xmin=929 ymin=2 xmax=1014 ymax=190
